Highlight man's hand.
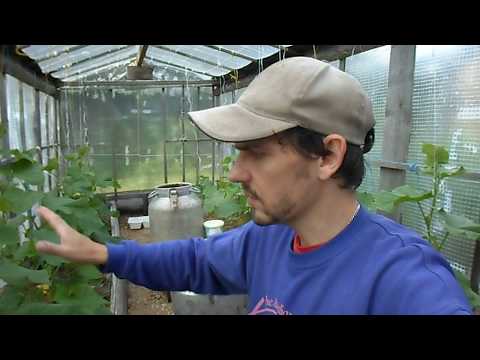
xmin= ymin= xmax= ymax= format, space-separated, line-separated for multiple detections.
xmin=35 ymin=206 xmax=108 ymax=265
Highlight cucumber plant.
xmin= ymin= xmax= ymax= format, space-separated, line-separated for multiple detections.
xmin=0 ymin=125 xmax=120 ymax=314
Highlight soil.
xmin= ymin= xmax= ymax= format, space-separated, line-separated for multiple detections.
xmin=119 ymin=215 xmax=175 ymax=315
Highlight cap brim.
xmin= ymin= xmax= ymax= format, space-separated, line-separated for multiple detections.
xmin=187 ymin=103 xmax=297 ymax=142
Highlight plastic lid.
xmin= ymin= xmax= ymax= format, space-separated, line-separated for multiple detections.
xmin=203 ymin=219 xmax=225 ymax=229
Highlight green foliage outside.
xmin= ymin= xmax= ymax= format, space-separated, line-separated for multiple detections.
xmin=197 ymin=156 xmax=251 ymax=230
xmin=357 ymin=143 xmax=480 ymax=310
xmin=0 ymin=124 xmax=120 ymax=314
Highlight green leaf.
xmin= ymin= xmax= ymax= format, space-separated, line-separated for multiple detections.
xmin=438 ymin=209 xmax=480 ymax=233
xmin=91 ymin=230 xmax=116 ymax=244
xmin=0 ymin=286 xmax=24 ymax=314
xmin=0 ymin=260 xmax=49 ymax=287
xmin=63 ymin=178 xmax=93 ymax=195
xmin=10 ymin=149 xmax=36 ymax=163
xmin=53 ymin=282 xmax=107 ymax=307
xmin=453 ymin=270 xmax=480 ymax=309
xmin=43 ymin=158 xmax=59 ymax=172
xmin=422 ymin=143 xmax=449 ymax=166
xmin=13 ymin=302 xmax=110 ymax=315
xmin=7 ymin=214 xmax=28 ymax=227
xmin=3 ymin=188 xmax=44 ymax=213
xmin=203 ymin=190 xmax=226 ymax=214
xmin=439 ymin=165 xmax=465 ymax=179
xmin=372 ymin=191 xmax=400 ymax=213
xmin=0 ymin=223 xmax=19 ymax=246
xmin=40 ymin=192 xmax=77 ymax=214
xmin=391 ymin=184 xmax=433 ymax=203
xmin=65 ymin=153 xmax=79 ymax=161
xmin=356 ymin=191 xmax=376 ymax=210
xmin=77 ymin=145 xmax=90 ymax=158
xmin=110 ymin=210 xmax=120 ymax=218
xmin=216 ymin=201 xmax=242 ymax=219
xmin=0 ymin=196 xmax=15 ymax=212
xmin=11 ymin=160 xmax=44 ymax=186
xmin=31 ymin=228 xmax=67 ymax=266
xmin=13 ymin=241 xmax=37 ymax=262
xmin=63 ymin=207 xmax=106 ymax=236
xmin=75 ymin=265 xmax=103 ymax=281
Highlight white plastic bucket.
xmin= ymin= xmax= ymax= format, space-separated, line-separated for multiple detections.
xmin=203 ymin=219 xmax=225 ymax=237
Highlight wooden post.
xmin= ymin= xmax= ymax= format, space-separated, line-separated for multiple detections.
xmin=379 ymin=45 xmax=416 ymax=221
xmin=110 ymin=202 xmax=128 ymax=315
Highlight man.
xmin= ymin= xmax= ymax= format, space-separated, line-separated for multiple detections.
xmin=36 ymin=57 xmax=472 ymax=314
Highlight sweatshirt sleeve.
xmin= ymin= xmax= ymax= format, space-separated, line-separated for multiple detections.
xmin=101 ymin=222 xmax=253 ymax=295
xmin=371 ymin=243 xmax=473 ymax=315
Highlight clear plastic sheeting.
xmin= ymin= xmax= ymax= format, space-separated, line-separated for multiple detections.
xmin=147 ymin=59 xmax=212 ymax=81
xmin=401 ymin=45 xmax=480 ymax=274
xmin=157 ymin=45 xmax=251 ymax=69
xmin=53 ymin=46 xmax=139 ymax=79
xmin=62 ymin=59 xmax=133 ymax=82
xmin=22 ymin=83 xmax=36 ymax=150
xmin=5 ymin=74 xmax=22 ymax=150
xmin=346 ymin=46 xmax=391 ymax=163
xmin=20 ymin=45 xmax=288 ymax=82
xmin=21 ymin=45 xmax=83 ymax=62
xmin=147 ymin=47 xmax=230 ymax=76
xmin=37 ymin=45 xmax=129 ymax=73
xmin=346 ymin=46 xmax=391 ymax=197
xmin=214 ymin=45 xmax=280 ymax=60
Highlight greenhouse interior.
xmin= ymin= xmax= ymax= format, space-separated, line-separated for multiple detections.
xmin=0 ymin=44 xmax=479 ymax=315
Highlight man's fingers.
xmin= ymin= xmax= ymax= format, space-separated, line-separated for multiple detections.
xmin=35 ymin=240 xmax=65 ymax=257
xmin=36 ymin=206 xmax=70 ymax=237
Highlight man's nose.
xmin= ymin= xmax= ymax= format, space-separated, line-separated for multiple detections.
xmin=228 ymin=159 xmax=250 ymax=183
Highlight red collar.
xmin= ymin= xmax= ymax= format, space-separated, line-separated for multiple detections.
xmin=293 ymin=233 xmax=324 ymax=254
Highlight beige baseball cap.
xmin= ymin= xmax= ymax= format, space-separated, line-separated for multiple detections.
xmin=187 ymin=56 xmax=375 ymax=146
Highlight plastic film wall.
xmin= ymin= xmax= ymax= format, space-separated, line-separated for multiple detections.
xmin=59 ymin=85 xmax=218 ymax=192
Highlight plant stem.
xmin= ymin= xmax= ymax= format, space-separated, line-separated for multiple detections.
xmin=439 ymin=231 xmax=449 ymax=251
xmin=417 ymin=201 xmax=430 ymax=237
xmin=427 ymin=157 xmax=440 ymax=245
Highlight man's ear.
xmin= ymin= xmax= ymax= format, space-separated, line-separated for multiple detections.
xmin=317 ymin=134 xmax=347 ymax=181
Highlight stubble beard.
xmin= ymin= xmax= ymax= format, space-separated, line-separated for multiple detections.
xmin=246 ymin=191 xmax=295 ymax=226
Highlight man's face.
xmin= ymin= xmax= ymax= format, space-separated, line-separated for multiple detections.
xmin=228 ymin=136 xmax=319 ymax=226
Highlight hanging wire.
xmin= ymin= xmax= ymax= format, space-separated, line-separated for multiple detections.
xmin=313 ymin=45 xmax=317 ymax=59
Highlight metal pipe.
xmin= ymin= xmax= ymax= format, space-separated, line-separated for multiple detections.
xmin=163 ymin=88 xmax=168 ymax=184
xmin=212 ymin=89 xmax=217 ymax=182
xmin=60 ymin=80 xmax=214 ymax=88
xmin=137 ymin=89 xmax=141 ymax=157
xmin=212 ymin=141 xmax=215 ymax=182
xmin=195 ymin=86 xmax=201 ymax=184
xmin=181 ymin=84 xmax=186 ymax=182
xmin=110 ymin=91 xmax=118 ymax=203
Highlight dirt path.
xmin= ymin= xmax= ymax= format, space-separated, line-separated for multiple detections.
xmin=119 ymin=216 xmax=175 ymax=315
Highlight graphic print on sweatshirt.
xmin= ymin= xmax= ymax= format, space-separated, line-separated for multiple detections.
xmin=249 ymin=296 xmax=292 ymax=315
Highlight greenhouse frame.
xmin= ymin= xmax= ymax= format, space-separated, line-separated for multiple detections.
xmin=0 ymin=44 xmax=479 ymax=315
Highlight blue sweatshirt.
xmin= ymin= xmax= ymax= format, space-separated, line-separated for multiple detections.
xmin=103 ymin=206 xmax=472 ymax=314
